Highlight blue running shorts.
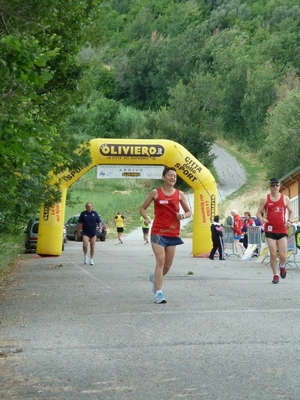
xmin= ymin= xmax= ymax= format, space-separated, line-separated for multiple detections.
xmin=151 ymin=234 xmax=184 ymax=247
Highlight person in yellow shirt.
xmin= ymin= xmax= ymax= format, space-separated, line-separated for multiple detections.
xmin=140 ymin=215 xmax=152 ymax=244
xmin=114 ymin=211 xmax=125 ymax=244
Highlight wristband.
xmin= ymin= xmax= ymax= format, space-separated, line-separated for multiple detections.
xmin=182 ymin=214 xmax=185 ymax=220
xmin=287 ymin=220 xmax=292 ymax=223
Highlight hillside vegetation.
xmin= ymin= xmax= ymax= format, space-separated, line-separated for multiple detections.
xmin=1 ymin=1 xmax=299 ymax=272
xmin=1 ymin=0 xmax=300 ymax=232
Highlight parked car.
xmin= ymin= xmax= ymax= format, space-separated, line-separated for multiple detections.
xmin=97 ymin=218 xmax=107 ymax=241
xmin=63 ymin=224 xmax=67 ymax=243
xmin=65 ymin=214 xmax=107 ymax=241
xmin=25 ymin=217 xmax=65 ymax=253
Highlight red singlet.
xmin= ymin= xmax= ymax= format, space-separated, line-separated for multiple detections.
xmin=264 ymin=194 xmax=287 ymax=234
xmin=151 ymin=188 xmax=180 ymax=237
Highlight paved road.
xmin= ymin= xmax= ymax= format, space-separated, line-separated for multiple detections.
xmin=1 ymin=238 xmax=300 ymax=400
xmin=211 ymin=144 xmax=246 ymax=202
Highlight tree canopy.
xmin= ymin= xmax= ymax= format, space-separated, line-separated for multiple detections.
xmin=0 ymin=0 xmax=103 ymax=227
xmin=88 ymin=0 xmax=300 ymax=175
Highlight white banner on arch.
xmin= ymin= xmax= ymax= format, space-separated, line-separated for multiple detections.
xmin=97 ymin=165 xmax=164 ymax=179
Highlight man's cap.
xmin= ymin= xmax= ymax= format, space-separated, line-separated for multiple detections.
xmin=269 ymin=177 xmax=280 ymax=184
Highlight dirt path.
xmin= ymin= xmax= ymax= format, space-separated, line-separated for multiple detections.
xmin=212 ymin=144 xmax=246 ymax=202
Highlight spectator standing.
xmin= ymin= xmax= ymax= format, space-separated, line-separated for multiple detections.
xmin=77 ymin=202 xmax=102 ymax=266
xmin=242 ymin=212 xmax=256 ymax=249
xmin=208 ymin=215 xmax=225 ymax=260
xmin=254 ymin=216 xmax=264 ymax=233
xmin=140 ymin=215 xmax=152 ymax=244
xmin=114 ymin=211 xmax=125 ymax=244
xmin=257 ymin=177 xmax=294 ymax=284
xmin=231 ymin=209 xmax=244 ymax=256
xmin=140 ymin=167 xmax=191 ymax=304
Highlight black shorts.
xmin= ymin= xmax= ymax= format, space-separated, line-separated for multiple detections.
xmin=117 ymin=227 xmax=124 ymax=233
xmin=142 ymin=227 xmax=149 ymax=234
xmin=265 ymin=232 xmax=287 ymax=240
xmin=82 ymin=232 xmax=96 ymax=239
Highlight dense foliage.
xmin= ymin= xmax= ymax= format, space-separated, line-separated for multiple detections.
xmin=0 ymin=0 xmax=102 ymax=229
xmin=82 ymin=0 xmax=300 ymax=174
xmin=2 ymin=0 xmax=300 ymax=232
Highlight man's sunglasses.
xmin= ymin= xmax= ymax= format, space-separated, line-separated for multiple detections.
xmin=270 ymin=183 xmax=280 ymax=187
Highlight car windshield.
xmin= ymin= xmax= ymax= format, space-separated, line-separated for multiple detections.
xmin=32 ymin=223 xmax=39 ymax=234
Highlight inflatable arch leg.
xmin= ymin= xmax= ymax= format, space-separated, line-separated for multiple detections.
xmin=37 ymin=187 xmax=67 ymax=257
xmin=37 ymin=139 xmax=217 ymax=257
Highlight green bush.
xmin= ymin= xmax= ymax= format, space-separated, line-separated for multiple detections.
xmin=0 ymin=233 xmax=24 ymax=274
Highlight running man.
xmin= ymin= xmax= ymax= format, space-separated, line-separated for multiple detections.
xmin=257 ymin=177 xmax=294 ymax=284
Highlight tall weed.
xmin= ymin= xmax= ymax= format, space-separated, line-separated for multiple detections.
xmin=0 ymin=234 xmax=24 ymax=275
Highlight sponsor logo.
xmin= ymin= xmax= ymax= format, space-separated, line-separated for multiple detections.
xmin=50 ymin=203 xmax=61 ymax=222
xmin=122 ymin=172 xmax=141 ymax=177
xmin=62 ymin=170 xmax=76 ymax=182
xmin=211 ymin=194 xmax=216 ymax=220
xmin=175 ymin=157 xmax=202 ymax=183
xmin=199 ymin=194 xmax=215 ymax=224
xmin=43 ymin=207 xmax=49 ymax=221
xmin=99 ymin=144 xmax=164 ymax=158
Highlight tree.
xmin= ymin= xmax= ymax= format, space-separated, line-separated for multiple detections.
xmin=144 ymin=73 xmax=223 ymax=168
xmin=0 ymin=0 xmax=102 ymax=229
xmin=240 ymin=62 xmax=277 ymax=148
xmin=260 ymin=88 xmax=300 ymax=178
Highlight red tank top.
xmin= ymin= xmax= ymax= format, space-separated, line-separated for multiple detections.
xmin=264 ymin=194 xmax=287 ymax=234
xmin=151 ymin=188 xmax=180 ymax=237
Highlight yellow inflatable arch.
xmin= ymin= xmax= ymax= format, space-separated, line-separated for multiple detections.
xmin=37 ymin=139 xmax=217 ymax=257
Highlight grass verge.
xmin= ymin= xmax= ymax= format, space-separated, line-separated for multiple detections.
xmin=0 ymin=234 xmax=25 ymax=287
